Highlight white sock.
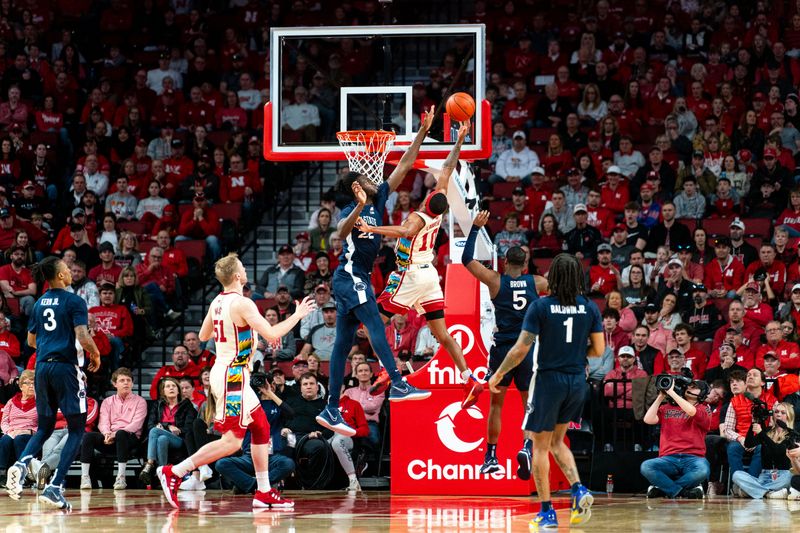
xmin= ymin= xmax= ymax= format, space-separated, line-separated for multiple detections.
xmin=461 ymin=369 xmax=472 ymax=382
xmin=172 ymin=458 xmax=196 ymax=479
xmin=81 ymin=463 xmax=91 ymax=477
xmin=116 ymin=462 xmax=127 ymax=478
xmin=348 ymin=473 xmax=357 ymax=481
xmin=256 ymin=471 xmax=271 ymax=492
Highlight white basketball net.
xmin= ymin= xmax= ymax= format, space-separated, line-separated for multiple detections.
xmin=336 ymin=130 xmax=396 ymax=185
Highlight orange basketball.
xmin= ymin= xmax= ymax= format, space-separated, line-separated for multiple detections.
xmin=446 ymin=92 xmax=476 ymax=122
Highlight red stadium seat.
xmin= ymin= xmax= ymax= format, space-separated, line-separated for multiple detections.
xmin=592 ymin=297 xmax=606 ymax=312
xmin=701 ymin=218 xmax=731 ymax=237
xmin=488 ymin=200 xmax=512 ymax=216
xmin=492 ymin=182 xmax=518 ymax=200
xmin=139 ymin=240 xmax=158 ymax=256
xmin=175 ymin=239 xmax=206 ymax=264
xmin=118 ymin=220 xmax=145 ymax=234
xmin=712 ymin=298 xmax=731 ymax=316
xmin=215 ymin=202 xmax=242 ymax=223
xmin=742 ymin=218 xmax=771 ymax=237
xmin=255 ymin=298 xmax=277 ymax=315
xmin=528 ymin=128 xmax=554 ymax=146
xmin=532 ymin=258 xmax=553 ymax=276
xmin=678 ymin=218 xmax=698 ymax=234
xmin=5 ymin=297 xmax=20 ymax=316
xmin=745 ymin=236 xmax=762 ymax=249
xmin=694 ymin=341 xmax=713 ymax=357
xmin=488 ymin=216 xmax=504 ymax=235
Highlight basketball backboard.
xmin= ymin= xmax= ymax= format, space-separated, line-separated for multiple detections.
xmin=264 ymin=24 xmax=489 ymax=162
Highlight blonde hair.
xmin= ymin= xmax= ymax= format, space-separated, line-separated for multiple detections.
xmin=768 ymin=402 xmax=795 ymax=443
xmin=201 ymin=391 xmax=216 ymax=424
xmin=214 ymin=253 xmax=240 ymax=285
xmin=19 ymin=369 xmax=34 ymax=384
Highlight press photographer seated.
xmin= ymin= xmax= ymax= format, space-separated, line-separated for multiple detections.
xmin=731 ymin=402 xmax=795 ymax=499
xmin=640 ymin=376 xmax=711 ymax=499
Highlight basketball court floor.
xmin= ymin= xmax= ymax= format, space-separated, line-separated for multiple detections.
xmin=1 ymin=490 xmax=797 ymax=532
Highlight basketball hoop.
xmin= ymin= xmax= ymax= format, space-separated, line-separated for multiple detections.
xmin=336 ymin=130 xmax=396 ymax=185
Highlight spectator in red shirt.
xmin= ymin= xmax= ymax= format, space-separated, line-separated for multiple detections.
xmin=588 ymin=244 xmax=622 ymax=297
xmin=744 ymin=243 xmax=787 ymax=300
xmin=585 ymin=189 xmax=614 ymax=238
xmin=149 ymin=344 xmax=201 ymax=400
xmin=220 ymin=153 xmax=262 ymax=223
xmin=505 ymin=33 xmax=537 ymax=79
xmin=90 ymin=283 xmax=134 ymax=370
xmin=183 ymin=331 xmax=215 ymax=368
xmin=672 ymin=323 xmax=709 ymax=379
xmin=704 ymin=237 xmax=745 ymax=299
xmin=135 ymin=247 xmax=181 ymax=322
xmin=505 ymin=186 xmax=537 ymax=232
xmin=755 ymin=321 xmax=800 ymax=372
xmin=603 ymin=346 xmax=648 ymax=409
xmin=163 ymin=139 xmax=194 ymax=200
xmin=741 ymin=282 xmax=774 ymax=330
xmin=0 ymin=310 xmax=19 ymax=363
xmin=180 ymin=86 xmax=214 ymax=131
xmin=0 ymin=245 xmax=36 ymax=316
xmin=501 ymin=80 xmax=536 ymax=131
xmin=155 ymin=230 xmax=188 ymax=278
xmin=177 ymin=192 xmax=222 ymax=261
xmin=88 ymin=241 xmax=122 ymax=286
xmin=0 ymin=208 xmax=48 ymax=253
xmin=599 ymin=165 xmax=630 ymax=216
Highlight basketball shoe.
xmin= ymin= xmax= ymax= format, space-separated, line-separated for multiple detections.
xmin=369 ymin=370 xmax=391 ymax=395
xmin=157 ymin=465 xmax=183 ymax=509
xmin=570 ymin=484 xmax=594 ymax=525
xmin=530 ymin=508 xmax=558 ymax=530
xmin=316 ymin=406 xmax=356 ymax=437
xmin=461 ymin=378 xmax=483 ymax=409
xmin=253 ymin=489 xmax=295 ymax=508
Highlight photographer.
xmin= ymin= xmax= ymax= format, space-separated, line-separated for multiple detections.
xmin=731 ymin=403 xmax=795 ymax=499
xmin=215 ymin=372 xmax=296 ymax=493
xmin=724 ymin=369 xmax=778 ymax=479
xmin=640 ymin=378 xmax=711 ymax=499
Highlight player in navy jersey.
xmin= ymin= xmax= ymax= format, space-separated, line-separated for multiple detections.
xmin=316 ymin=108 xmax=435 ymax=437
xmin=489 ymin=254 xmax=604 ymax=530
xmin=6 ymin=257 xmax=100 ymax=510
xmin=461 ymin=210 xmax=547 ymax=476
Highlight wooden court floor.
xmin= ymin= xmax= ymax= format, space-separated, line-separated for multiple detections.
xmin=1 ymin=490 xmax=798 ymax=532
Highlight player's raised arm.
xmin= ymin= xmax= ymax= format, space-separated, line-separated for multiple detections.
xmin=587 ymin=331 xmax=605 ymax=358
xmin=357 ymin=212 xmax=424 ymax=239
xmin=435 ymin=120 xmax=470 ymax=195
xmin=236 ymin=295 xmax=316 ymax=341
xmin=386 ymin=105 xmax=435 ymax=192
xmin=75 ymin=324 xmax=101 ymax=372
xmin=462 ymin=210 xmax=501 ymax=297
xmin=337 ymin=181 xmax=368 ymax=238
xmin=198 ymin=308 xmax=214 ymax=342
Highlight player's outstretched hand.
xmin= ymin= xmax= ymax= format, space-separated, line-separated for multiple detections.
xmin=421 ymin=105 xmax=435 ymax=132
xmin=352 ymin=181 xmax=367 ymax=206
xmin=87 ymin=352 xmax=101 ymax=373
xmin=473 ymin=210 xmax=490 ymax=228
xmin=295 ymin=295 xmax=318 ymax=319
xmin=488 ymin=372 xmax=503 ymax=394
xmin=458 ymin=120 xmax=471 ymax=140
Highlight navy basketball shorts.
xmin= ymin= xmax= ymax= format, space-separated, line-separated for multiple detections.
xmin=333 ymin=268 xmax=377 ymax=316
xmin=488 ymin=340 xmax=533 ymax=390
xmin=524 ymin=371 xmax=586 ymax=433
xmin=34 ymin=361 xmax=88 ymax=418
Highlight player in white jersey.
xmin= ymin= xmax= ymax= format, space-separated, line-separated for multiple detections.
xmin=359 ymin=122 xmax=484 ymax=409
xmin=156 ymin=254 xmax=315 ymax=510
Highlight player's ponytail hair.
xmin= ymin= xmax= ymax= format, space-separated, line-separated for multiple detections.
xmin=547 ymin=253 xmax=585 ymax=307
xmin=32 ymin=256 xmax=62 ymax=286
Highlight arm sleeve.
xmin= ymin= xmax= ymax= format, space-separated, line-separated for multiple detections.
xmin=461 ymin=225 xmax=480 ymax=266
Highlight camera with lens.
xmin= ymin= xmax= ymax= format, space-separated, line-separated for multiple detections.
xmin=655 ymin=372 xmax=693 ymax=399
xmin=750 ymin=396 xmax=773 ymax=426
xmin=250 ymin=371 xmax=273 ymax=392
xmin=753 ymin=269 xmax=767 ymax=282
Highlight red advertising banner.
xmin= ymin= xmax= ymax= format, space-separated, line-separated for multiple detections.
xmin=390 ymin=265 xmax=569 ymax=495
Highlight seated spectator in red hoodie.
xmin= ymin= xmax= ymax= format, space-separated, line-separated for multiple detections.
xmin=740 ymin=282 xmax=774 ymax=330
xmin=135 ymin=246 xmax=181 ymax=321
xmin=384 ymin=314 xmax=418 ymax=361
xmin=763 ymin=352 xmax=800 ymax=400
xmin=755 ymin=321 xmax=800 ymax=372
xmin=88 ymin=242 xmax=122 ymax=286
xmin=90 ymin=283 xmax=133 ymax=369
xmin=0 ymin=245 xmax=36 ymax=316
xmin=152 ymin=230 xmax=187 ymax=279
xmin=177 ymin=192 xmax=221 ymax=261
xmin=744 ymin=243 xmax=787 ymax=299
xmin=149 ymin=344 xmax=201 ymax=400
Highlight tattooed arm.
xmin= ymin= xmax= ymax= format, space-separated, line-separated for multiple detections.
xmin=75 ymin=324 xmax=101 ymax=372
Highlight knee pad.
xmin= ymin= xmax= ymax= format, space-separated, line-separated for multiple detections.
xmin=66 ymin=413 xmax=87 ymax=433
xmin=248 ymin=407 xmax=271 ymax=446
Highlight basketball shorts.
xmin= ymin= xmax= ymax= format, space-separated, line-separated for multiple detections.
xmin=211 ymin=363 xmax=261 ymax=438
xmin=487 ymin=339 xmax=533 ymax=390
xmin=34 ymin=361 xmax=87 ymax=418
xmin=523 ymin=371 xmax=587 ymax=433
xmin=377 ymin=265 xmax=444 ymax=315
xmin=333 ymin=268 xmax=377 ymax=316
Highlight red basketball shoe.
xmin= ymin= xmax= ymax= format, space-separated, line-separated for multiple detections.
xmin=461 ymin=378 xmax=483 ymax=409
xmin=157 ymin=465 xmax=182 ymax=509
xmin=253 ymin=489 xmax=295 ymax=509
xmin=369 ymin=370 xmax=391 ymax=395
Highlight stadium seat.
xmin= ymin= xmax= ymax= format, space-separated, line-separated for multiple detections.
xmin=712 ymin=298 xmax=731 ymax=316
xmin=528 ymin=128 xmax=554 ymax=146
xmin=255 ymin=298 xmax=277 ymax=315
xmin=531 ymin=258 xmax=553 ymax=276
xmin=701 ymin=218 xmax=731 ymax=237
xmin=5 ymin=297 xmax=20 ymax=316
xmin=175 ymin=239 xmax=206 ymax=264
xmin=742 ymin=218 xmax=771 ymax=237
xmin=139 ymin=240 xmax=158 ymax=256
xmin=118 ymin=220 xmax=146 ymax=235
xmin=678 ymin=218 xmax=698 ymax=234
xmin=215 ymin=202 xmax=242 ymax=223
xmin=492 ymin=182 xmax=518 ymax=199
xmin=488 ymin=200 xmax=512 ymax=215
xmin=694 ymin=341 xmax=713 ymax=357
xmin=487 ymin=216 xmax=504 ymax=235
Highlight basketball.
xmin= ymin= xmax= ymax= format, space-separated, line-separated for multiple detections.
xmin=446 ymin=92 xmax=476 ymax=122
